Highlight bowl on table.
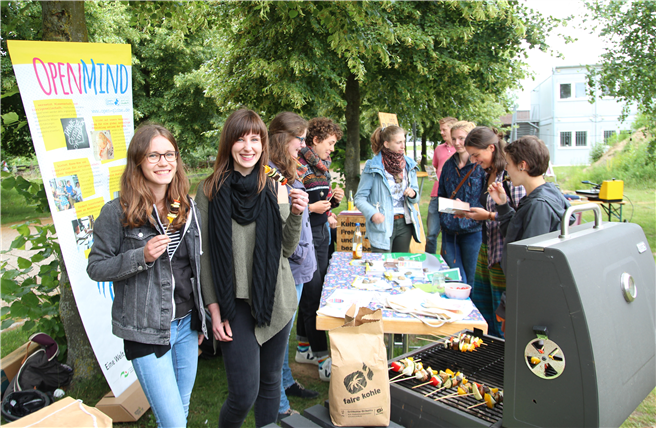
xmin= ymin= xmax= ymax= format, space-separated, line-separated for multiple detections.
xmin=444 ymin=283 xmax=471 ymax=300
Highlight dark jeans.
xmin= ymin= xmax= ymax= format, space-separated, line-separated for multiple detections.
xmin=218 ymin=299 xmax=292 ymax=428
xmin=371 ymin=218 xmax=414 ymax=253
xmin=297 ymin=223 xmax=330 ymax=357
xmin=441 ymin=230 xmax=482 ymax=286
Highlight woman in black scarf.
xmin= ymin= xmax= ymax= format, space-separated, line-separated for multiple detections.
xmin=196 ymin=109 xmax=308 ymax=427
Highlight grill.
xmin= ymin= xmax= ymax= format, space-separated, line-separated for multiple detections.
xmin=389 ymin=204 xmax=656 ymax=427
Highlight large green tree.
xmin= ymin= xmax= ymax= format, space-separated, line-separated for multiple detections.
xmin=203 ymin=0 xmax=552 ymax=193
xmin=585 ymin=0 xmax=656 ymax=128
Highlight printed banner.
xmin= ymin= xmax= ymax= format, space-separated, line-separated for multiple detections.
xmin=8 ymin=40 xmax=135 ymax=396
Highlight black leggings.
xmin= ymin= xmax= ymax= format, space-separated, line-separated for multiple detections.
xmin=296 ymin=223 xmax=330 ymax=357
xmin=218 ymin=299 xmax=292 ymax=428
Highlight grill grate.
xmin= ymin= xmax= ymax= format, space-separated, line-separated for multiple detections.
xmin=389 ymin=331 xmax=505 ymax=425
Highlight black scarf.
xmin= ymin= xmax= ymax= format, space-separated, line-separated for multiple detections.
xmin=208 ymin=169 xmax=282 ymax=327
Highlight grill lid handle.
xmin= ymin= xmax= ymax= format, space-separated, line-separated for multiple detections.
xmin=559 ymin=203 xmax=602 ymax=238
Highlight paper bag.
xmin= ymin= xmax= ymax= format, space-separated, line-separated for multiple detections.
xmin=4 ymin=397 xmax=112 ymax=427
xmin=329 ymin=305 xmax=390 ymax=426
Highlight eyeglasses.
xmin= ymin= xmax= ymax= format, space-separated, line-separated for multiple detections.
xmin=295 ymin=136 xmax=306 ymax=144
xmin=146 ymin=151 xmax=178 ymax=164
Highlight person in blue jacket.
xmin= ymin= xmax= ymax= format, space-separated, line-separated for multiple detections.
xmin=354 ymin=125 xmax=420 ymax=253
xmin=437 ymin=121 xmax=485 ymax=286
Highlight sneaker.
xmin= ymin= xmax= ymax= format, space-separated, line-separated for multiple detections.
xmin=285 ymin=380 xmax=319 ymax=399
xmin=318 ymin=357 xmax=332 ymax=382
xmin=295 ymin=347 xmax=320 ymax=365
xmin=277 ymin=408 xmax=299 ymax=424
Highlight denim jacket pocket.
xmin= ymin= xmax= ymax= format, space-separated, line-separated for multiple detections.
xmin=124 ymin=228 xmax=157 ymax=251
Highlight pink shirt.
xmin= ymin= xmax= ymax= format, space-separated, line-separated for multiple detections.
xmin=430 ymin=143 xmax=457 ymax=197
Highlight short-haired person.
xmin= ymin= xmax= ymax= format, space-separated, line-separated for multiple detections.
xmin=87 ymin=124 xmax=207 ymax=427
xmin=295 ymin=118 xmax=344 ymax=381
xmin=461 ymin=126 xmax=526 ymax=337
xmin=268 ymin=112 xmax=319 ymax=421
xmin=196 ymin=109 xmax=308 ymax=427
xmin=488 ymin=135 xmax=573 ymax=330
xmin=354 ymin=125 xmax=421 ymax=252
xmin=426 ymin=117 xmax=458 ymax=254
xmin=437 ymin=121 xmax=485 ymax=286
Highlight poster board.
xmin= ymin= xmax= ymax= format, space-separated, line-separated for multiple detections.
xmin=378 ymin=112 xmax=399 ymax=128
xmin=7 ymin=40 xmax=136 ymax=396
xmin=336 ymin=213 xmax=372 ymax=253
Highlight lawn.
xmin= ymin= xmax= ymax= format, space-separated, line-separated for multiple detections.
xmin=1 ymin=166 xmax=654 ymax=427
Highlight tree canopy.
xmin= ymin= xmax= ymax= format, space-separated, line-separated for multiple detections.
xmin=585 ymin=0 xmax=656 ymax=127
xmin=202 ymin=0 xmax=553 ymax=191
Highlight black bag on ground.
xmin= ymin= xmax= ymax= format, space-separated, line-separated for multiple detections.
xmin=1 ymin=390 xmax=51 ymax=421
xmin=3 ymin=332 xmax=73 ymax=400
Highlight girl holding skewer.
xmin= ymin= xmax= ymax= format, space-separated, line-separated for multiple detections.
xmin=196 ymin=109 xmax=308 ymax=427
xmin=354 ymin=125 xmax=421 ymax=253
xmin=87 ymin=124 xmax=207 ymax=427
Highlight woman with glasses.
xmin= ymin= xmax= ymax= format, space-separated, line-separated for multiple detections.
xmin=268 ymin=112 xmax=319 ymax=421
xmin=196 ymin=109 xmax=308 ymax=427
xmin=88 ymin=124 xmax=207 ymax=427
xmin=354 ymin=125 xmax=421 ymax=253
xmin=458 ymin=126 xmax=526 ymax=337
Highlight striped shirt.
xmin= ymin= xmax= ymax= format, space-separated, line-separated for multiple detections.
xmin=167 ymin=228 xmax=182 ymax=259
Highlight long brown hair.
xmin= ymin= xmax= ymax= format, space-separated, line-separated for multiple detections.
xmin=464 ymin=126 xmax=507 ymax=174
xmin=203 ymin=109 xmax=269 ymax=199
xmin=268 ymin=112 xmax=307 ymax=184
xmin=371 ymin=125 xmax=405 ymax=155
xmin=120 ymin=124 xmax=190 ymax=231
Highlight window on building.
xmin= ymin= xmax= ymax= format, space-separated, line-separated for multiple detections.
xmin=575 ymin=131 xmax=587 ymax=147
xmin=560 ymin=131 xmax=572 ymax=147
xmin=603 ymin=130 xmax=616 ymax=143
xmin=560 ymin=84 xmax=572 ymax=99
xmin=575 ymin=82 xmax=587 ymax=98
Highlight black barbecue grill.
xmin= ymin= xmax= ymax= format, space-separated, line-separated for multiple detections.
xmin=389 ymin=204 xmax=656 ymax=427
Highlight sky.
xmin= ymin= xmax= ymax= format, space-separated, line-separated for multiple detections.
xmin=512 ymin=0 xmax=607 ymax=110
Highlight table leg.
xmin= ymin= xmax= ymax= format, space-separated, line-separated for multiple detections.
xmin=387 ymin=333 xmax=394 ymax=360
xmin=402 ymin=334 xmax=409 ymax=354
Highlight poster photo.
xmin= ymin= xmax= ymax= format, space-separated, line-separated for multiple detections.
xmin=8 ymin=40 xmax=135 ymax=397
xmin=92 ymin=130 xmax=115 ymax=161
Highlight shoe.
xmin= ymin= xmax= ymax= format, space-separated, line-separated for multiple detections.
xmin=277 ymin=408 xmax=299 ymax=424
xmin=285 ymin=380 xmax=319 ymax=399
xmin=295 ymin=347 xmax=320 ymax=365
xmin=318 ymin=357 xmax=331 ymax=382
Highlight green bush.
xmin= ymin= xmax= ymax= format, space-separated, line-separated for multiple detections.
xmin=589 ymin=142 xmax=608 ymax=163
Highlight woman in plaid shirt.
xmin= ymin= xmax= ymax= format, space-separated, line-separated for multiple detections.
xmin=460 ymin=126 xmax=526 ymax=338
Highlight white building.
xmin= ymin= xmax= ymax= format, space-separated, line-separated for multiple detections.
xmin=530 ymin=65 xmax=638 ymax=166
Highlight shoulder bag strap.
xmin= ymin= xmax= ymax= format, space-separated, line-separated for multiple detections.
xmin=449 ymin=167 xmax=476 ymax=199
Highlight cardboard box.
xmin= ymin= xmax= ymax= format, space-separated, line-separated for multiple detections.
xmin=96 ymin=380 xmax=149 ymax=422
xmin=336 ymin=213 xmax=372 ymax=253
xmin=1 ymin=341 xmax=40 ymax=395
xmin=4 ymin=396 xmax=112 ymax=427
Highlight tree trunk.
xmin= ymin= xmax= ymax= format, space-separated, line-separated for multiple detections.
xmin=41 ymin=1 xmax=100 ymax=385
xmin=421 ymin=128 xmax=428 ymax=171
xmin=344 ymin=72 xmax=361 ymax=195
xmin=41 ymin=1 xmax=88 ymax=43
xmin=59 ymin=267 xmax=102 ymax=384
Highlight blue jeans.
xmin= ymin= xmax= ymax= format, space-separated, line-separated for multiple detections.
xmin=131 ymin=313 xmax=199 ymax=428
xmin=426 ymin=197 xmax=441 ymax=254
xmin=441 ymin=230 xmax=482 ymax=286
xmin=279 ymin=283 xmax=304 ymax=413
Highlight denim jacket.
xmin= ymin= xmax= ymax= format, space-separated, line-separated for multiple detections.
xmin=354 ymin=153 xmax=421 ymax=251
xmin=87 ymin=198 xmax=207 ymax=345
xmin=437 ymin=153 xmax=485 ymax=235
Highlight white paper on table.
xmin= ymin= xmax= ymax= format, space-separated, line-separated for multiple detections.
xmin=365 ymin=260 xmax=386 ymax=274
xmin=317 ymin=289 xmax=378 ymax=318
xmin=386 ymin=289 xmax=474 ymax=322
